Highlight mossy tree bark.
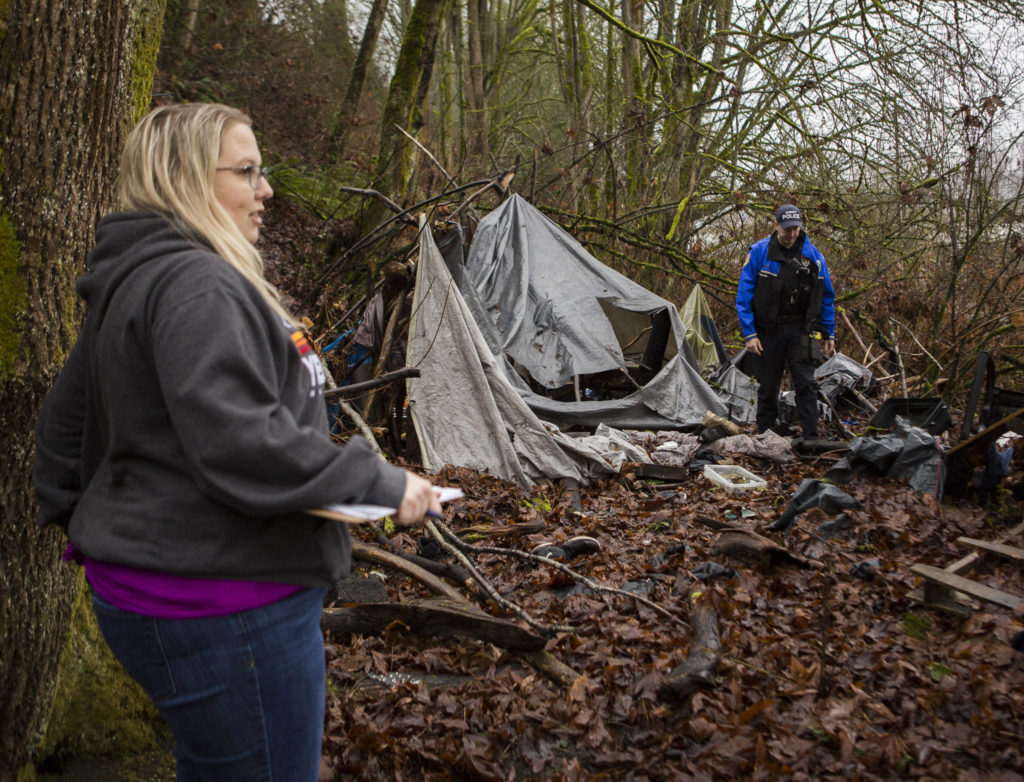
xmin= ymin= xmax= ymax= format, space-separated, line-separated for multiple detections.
xmin=361 ymin=0 xmax=452 ymax=235
xmin=0 ymin=0 xmax=164 ymax=775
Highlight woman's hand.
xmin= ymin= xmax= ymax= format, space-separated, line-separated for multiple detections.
xmin=394 ymin=471 xmax=442 ymax=527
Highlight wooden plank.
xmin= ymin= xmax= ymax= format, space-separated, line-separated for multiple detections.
xmin=941 ymin=520 xmax=1024 ymax=577
xmin=946 ymin=405 xmax=1024 ymax=496
xmin=910 ymin=564 xmax=1022 ymax=610
xmin=636 ymin=463 xmax=691 ymax=481
xmin=956 ymin=537 xmax=1024 ymax=563
xmin=947 ymin=405 xmax=1024 ymax=463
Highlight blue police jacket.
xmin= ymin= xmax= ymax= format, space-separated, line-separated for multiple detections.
xmin=736 ymin=233 xmax=835 ymax=341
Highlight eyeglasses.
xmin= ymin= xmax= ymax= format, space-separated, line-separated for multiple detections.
xmin=215 ymin=165 xmax=270 ymax=190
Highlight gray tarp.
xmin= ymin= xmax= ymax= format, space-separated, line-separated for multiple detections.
xmin=460 ymin=195 xmax=728 ymax=429
xmin=405 ymin=220 xmax=587 ymax=487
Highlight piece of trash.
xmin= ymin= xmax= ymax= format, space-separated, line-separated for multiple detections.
xmin=767 ymin=479 xmax=860 ymax=533
xmin=1011 ymin=631 xmax=1024 ymax=652
xmin=621 ymin=577 xmax=657 ymax=596
xmin=816 ymin=512 xmax=853 ymax=539
xmin=651 ymin=543 xmax=689 ymax=568
xmin=531 ymin=536 xmax=602 ymax=562
xmin=691 ymin=561 xmax=738 ymax=582
xmin=552 ymin=582 xmax=596 ymax=599
xmin=849 ymin=557 xmax=881 ymax=579
xmin=724 ymin=511 xmax=738 ymax=520
xmin=741 ymin=508 xmax=756 ymax=518
xmin=703 ymin=463 xmax=767 ymax=493
xmin=416 ymin=536 xmax=446 ymax=561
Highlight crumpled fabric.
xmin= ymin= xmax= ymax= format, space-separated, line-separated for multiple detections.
xmin=706 ymin=430 xmax=796 ymax=463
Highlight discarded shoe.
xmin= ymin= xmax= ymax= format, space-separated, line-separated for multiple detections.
xmin=531 ymin=536 xmax=602 ymax=561
xmin=1012 ymin=630 xmax=1024 ymax=652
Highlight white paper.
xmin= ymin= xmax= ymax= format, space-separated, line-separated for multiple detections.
xmin=319 ymin=486 xmax=464 ymax=521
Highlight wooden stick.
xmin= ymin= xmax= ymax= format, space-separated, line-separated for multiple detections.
xmin=889 ymin=325 xmax=908 ymax=397
xmin=324 ymin=367 xmax=421 ymax=400
xmin=425 ymin=520 xmax=573 ymax=635
xmin=361 ymin=289 xmax=407 ymax=420
xmin=839 ymin=309 xmax=870 ymax=361
xmin=453 ymin=533 xmax=690 ymax=630
xmin=350 ymin=541 xmax=464 ymax=600
xmin=394 ymin=124 xmax=459 ymax=191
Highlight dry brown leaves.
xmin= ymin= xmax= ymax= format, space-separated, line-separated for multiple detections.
xmin=321 ymin=458 xmax=1024 ymax=780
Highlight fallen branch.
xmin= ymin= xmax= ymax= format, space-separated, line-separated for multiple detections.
xmin=349 ymin=540 xmax=581 ymax=687
xmin=362 ymin=287 xmax=408 ymax=419
xmin=658 ymin=593 xmax=721 ymax=702
xmin=320 ymin=597 xmax=546 ymax=653
xmin=439 ymin=526 xmax=689 ymax=631
xmin=449 ymin=169 xmax=515 ymax=220
xmin=425 ymin=520 xmax=573 ymax=635
xmin=324 ymin=367 xmax=421 ymax=400
xmin=337 ymin=185 xmax=412 ymax=221
xmin=351 ymin=541 xmax=464 ymax=600
xmin=711 ymin=528 xmax=824 ymax=570
xmin=337 ymin=400 xmax=384 ymax=456
xmin=839 ymin=308 xmax=871 ymax=363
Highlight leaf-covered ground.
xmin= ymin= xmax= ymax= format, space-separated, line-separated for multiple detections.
xmin=321 ymin=453 xmax=1024 ymax=781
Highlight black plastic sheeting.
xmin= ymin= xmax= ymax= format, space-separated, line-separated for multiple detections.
xmin=825 ymin=421 xmax=946 ymax=498
xmin=766 ymin=479 xmax=861 ymax=532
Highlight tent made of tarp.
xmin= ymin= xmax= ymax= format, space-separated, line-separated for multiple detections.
xmin=680 ymin=283 xmax=729 ymax=379
xmin=405 ymin=219 xmax=590 ymax=487
xmin=454 ymin=194 xmax=727 ymax=429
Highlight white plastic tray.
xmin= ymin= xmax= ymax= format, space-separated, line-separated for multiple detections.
xmin=703 ymin=464 xmax=767 ymax=493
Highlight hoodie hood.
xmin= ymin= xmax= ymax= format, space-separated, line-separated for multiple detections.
xmin=77 ymin=212 xmax=210 ymax=320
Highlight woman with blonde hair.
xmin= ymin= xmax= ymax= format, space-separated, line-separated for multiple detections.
xmin=33 ymin=102 xmax=441 ymax=780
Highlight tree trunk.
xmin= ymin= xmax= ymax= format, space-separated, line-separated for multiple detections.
xmin=0 ymin=0 xmax=164 ymax=775
xmin=329 ymin=0 xmax=389 ymax=155
xmin=179 ymin=0 xmax=201 ymax=52
xmin=465 ymin=0 xmax=489 ymax=159
xmin=362 ymin=0 xmax=452 ymax=233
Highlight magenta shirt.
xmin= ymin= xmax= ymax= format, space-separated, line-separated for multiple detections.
xmin=68 ymin=545 xmax=303 ymax=619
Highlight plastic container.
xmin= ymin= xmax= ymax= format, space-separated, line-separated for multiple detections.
xmin=703 ymin=463 xmax=767 ymax=493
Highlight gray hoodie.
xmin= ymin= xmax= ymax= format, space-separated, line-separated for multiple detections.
xmin=34 ymin=212 xmax=406 ymax=588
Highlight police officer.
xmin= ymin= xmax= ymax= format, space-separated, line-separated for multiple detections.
xmin=736 ymin=204 xmax=836 ymax=440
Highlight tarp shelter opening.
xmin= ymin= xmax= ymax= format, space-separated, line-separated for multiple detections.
xmin=450 ymin=194 xmax=728 ymax=430
xmin=679 ymin=283 xmax=729 ymax=379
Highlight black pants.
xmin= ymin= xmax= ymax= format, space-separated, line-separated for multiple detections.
xmin=755 ymin=322 xmax=819 ymax=438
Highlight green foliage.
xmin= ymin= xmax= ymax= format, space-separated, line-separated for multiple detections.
xmin=647 ymin=518 xmax=672 ymax=533
xmin=168 ymin=74 xmax=239 ymax=105
xmin=927 ymin=661 xmax=954 ymax=683
xmin=37 ymin=573 xmax=169 ymax=766
xmin=902 ymin=612 xmax=931 ymax=640
xmin=520 ymin=497 xmax=552 ymax=512
xmin=270 ymin=162 xmax=366 ymax=221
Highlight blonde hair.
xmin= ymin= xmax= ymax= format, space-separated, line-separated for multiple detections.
xmin=118 ymin=102 xmax=297 ymax=325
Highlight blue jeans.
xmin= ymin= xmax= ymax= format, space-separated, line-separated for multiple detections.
xmin=92 ymin=587 xmax=328 ymax=782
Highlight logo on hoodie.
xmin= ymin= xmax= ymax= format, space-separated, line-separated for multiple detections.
xmin=291 ymin=330 xmax=325 ymax=397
